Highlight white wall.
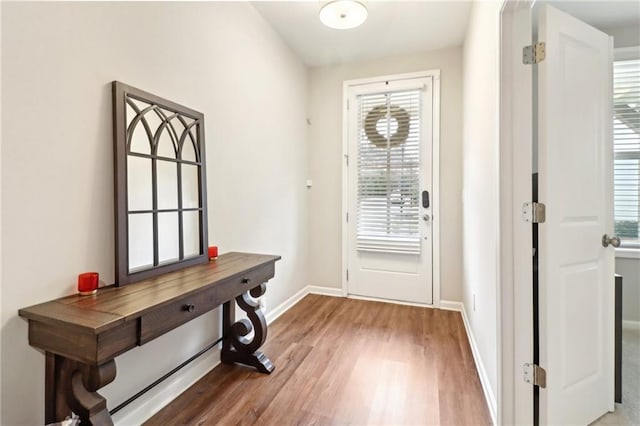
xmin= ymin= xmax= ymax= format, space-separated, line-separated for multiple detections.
xmin=462 ymin=0 xmax=503 ymax=419
xmin=616 ymin=256 xmax=640 ymax=323
xmin=1 ymin=2 xmax=308 ymax=424
xmin=602 ymin=23 xmax=640 ymax=48
xmin=307 ymin=48 xmax=464 ymax=302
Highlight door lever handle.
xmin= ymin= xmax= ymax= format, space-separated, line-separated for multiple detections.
xmin=602 ymin=234 xmax=621 ymax=248
xmin=422 ymin=190 xmax=430 ymax=208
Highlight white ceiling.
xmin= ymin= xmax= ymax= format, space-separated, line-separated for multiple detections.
xmin=549 ymin=1 xmax=640 ymax=30
xmin=251 ymin=1 xmax=472 ymax=67
xmin=252 ymin=1 xmax=639 ymax=68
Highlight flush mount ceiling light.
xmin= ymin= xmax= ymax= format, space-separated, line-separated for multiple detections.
xmin=319 ymin=0 xmax=368 ymax=30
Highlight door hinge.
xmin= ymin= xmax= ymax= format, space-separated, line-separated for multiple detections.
xmin=347 ymin=99 xmax=350 ymax=110
xmin=523 ymin=363 xmax=547 ymax=388
xmin=344 ymin=154 xmax=349 ymax=166
xmin=523 ymin=42 xmax=546 ymax=64
xmin=346 ymin=212 xmax=349 ymax=223
xmin=346 ymin=269 xmax=349 ymax=281
xmin=522 ymin=202 xmax=546 ymax=223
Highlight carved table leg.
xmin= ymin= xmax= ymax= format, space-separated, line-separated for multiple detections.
xmin=45 ymin=352 xmax=116 ymax=425
xmin=221 ymin=282 xmax=275 ymax=374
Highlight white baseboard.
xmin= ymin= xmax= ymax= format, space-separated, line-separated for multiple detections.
xmin=264 ymin=285 xmax=343 ymax=325
xmin=112 ymin=349 xmax=221 ymax=425
xmin=439 ymin=300 xmax=464 ymax=312
xmin=438 ymin=299 xmax=496 ymax=424
xmin=623 ymin=320 xmax=640 ymax=330
xmin=346 ymin=293 xmax=434 ymax=308
xmin=459 ymin=303 xmax=497 ymax=426
xmin=264 ymin=285 xmax=310 ymax=324
xmin=307 ymin=285 xmax=344 ymax=297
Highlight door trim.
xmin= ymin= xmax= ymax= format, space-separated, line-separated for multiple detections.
xmin=341 ymin=70 xmax=441 ymax=307
xmin=499 ymin=1 xmax=534 ymax=425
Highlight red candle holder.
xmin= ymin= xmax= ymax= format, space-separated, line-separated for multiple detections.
xmin=78 ymin=272 xmax=99 ymax=295
xmin=208 ymin=246 xmax=218 ymax=260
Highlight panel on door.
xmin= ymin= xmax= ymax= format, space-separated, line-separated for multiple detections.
xmin=537 ymin=5 xmax=614 ymax=425
xmin=346 ymin=75 xmax=435 ymax=304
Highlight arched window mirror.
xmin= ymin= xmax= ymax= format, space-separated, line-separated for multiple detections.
xmin=112 ymin=81 xmax=208 ymax=286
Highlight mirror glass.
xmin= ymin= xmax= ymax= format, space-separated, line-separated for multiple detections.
xmin=127 ymin=102 xmax=151 ymax=155
xmin=157 ymin=160 xmax=178 ymax=210
xmin=128 ymin=213 xmax=154 ymax=272
xmin=182 ymin=137 xmax=197 ymax=162
xmin=183 ymin=211 xmax=201 ymax=258
xmin=127 ymin=156 xmax=152 ymax=211
xmin=158 ymin=212 xmax=179 ymax=264
xmin=156 ymin=118 xmax=176 ymax=159
xmin=182 ymin=164 xmax=200 ymax=208
xmin=113 ymin=82 xmax=208 ymax=285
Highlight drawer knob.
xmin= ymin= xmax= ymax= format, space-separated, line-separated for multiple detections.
xmin=183 ymin=304 xmax=195 ymax=313
xmin=242 ymin=277 xmax=252 ymax=285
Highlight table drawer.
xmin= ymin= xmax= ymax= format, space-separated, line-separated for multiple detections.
xmin=139 ymin=262 xmax=275 ymax=344
xmin=139 ymin=288 xmax=216 ymax=345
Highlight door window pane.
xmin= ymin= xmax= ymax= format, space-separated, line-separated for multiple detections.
xmin=357 ymin=90 xmax=422 ymax=254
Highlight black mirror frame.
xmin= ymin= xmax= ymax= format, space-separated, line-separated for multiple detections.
xmin=112 ymin=81 xmax=209 ymax=286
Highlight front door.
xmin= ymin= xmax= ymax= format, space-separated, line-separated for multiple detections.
xmin=345 ymin=73 xmax=437 ymax=304
xmin=536 ymin=5 xmax=615 ymax=424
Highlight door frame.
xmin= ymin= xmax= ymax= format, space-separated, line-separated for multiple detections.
xmin=499 ymin=1 xmax=534 ymax=424
xmin=341 ymin=70 xmax=442 ymax=307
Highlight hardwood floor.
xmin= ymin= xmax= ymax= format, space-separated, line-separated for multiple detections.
xmin=146 ymin=295 xmax=492 ymax=425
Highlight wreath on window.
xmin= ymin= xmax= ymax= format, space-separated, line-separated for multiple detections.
xmin=364 ymin=104 xmax=411 ymax=148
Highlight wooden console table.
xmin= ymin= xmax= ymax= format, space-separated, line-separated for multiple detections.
xmin=19 ymin=252 xmax=280 ymax=426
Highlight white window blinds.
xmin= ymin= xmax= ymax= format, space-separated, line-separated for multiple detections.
xmin=614 ymin=58 xmax=640 ymax=247
xmin=356 ymin=90 xmax=421 ymax=254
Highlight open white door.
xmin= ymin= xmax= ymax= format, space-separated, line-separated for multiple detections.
xmin=537 ymin=5 xmax=615 ymax=425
